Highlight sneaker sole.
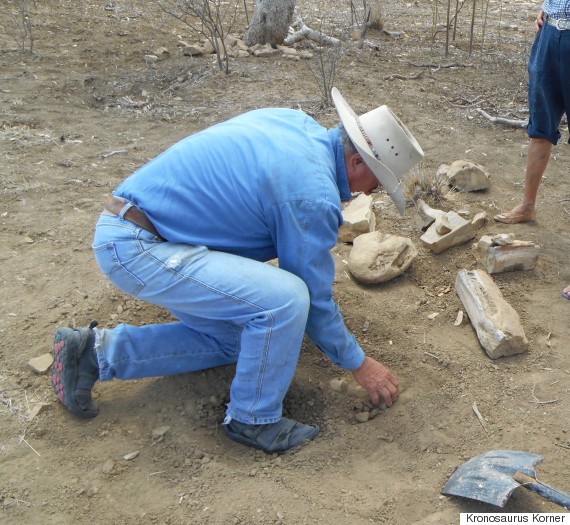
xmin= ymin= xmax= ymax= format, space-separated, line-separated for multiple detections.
xmin=51 ymin=328 xmax=98 ymax=419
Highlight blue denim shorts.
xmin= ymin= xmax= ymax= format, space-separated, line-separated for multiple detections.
xmin=527 ymin=21 xmax=570 ymax=144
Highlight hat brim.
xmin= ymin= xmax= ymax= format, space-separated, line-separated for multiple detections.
xmin=332 ymin=87 xmax=407 ymax=215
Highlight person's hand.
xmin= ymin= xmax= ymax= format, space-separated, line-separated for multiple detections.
xmin=350 ymin=356 xmax=400 ymax=406
xmin=535 ymin=10 xmax=545 ymax=32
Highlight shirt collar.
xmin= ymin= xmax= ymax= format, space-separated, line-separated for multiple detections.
xmin=328 ymin=127 xmax=351 ymax=201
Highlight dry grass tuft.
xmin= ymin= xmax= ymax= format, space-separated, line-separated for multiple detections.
xmin=404 ymin=163 xmax=454 ymax=205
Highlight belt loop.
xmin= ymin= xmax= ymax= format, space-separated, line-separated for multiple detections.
xmin=118 ymin=202 xmax=134 ymax=219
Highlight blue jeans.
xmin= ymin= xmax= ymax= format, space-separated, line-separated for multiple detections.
xmin=92 ymin=213 xmax=310 ymax=424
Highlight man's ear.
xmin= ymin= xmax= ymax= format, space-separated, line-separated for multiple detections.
xmin=348 ymin=153 xmax=365 ymax=169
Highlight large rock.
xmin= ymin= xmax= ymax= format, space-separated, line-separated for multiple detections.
xmin=414 ymin=199 xmax=446 ymax=231
xmin=338 ymin=194 xmax=375 ymax=243
xmin=252 ymin=44 xmax=281 ymax=57
xmin=420 ymin=211 xmax=477 ymax=253
xmin=455 ymin=269 xmax=528 ymax=358
xmin=473 ymin=234 xmax=540 ymax=274
xmin=437 ymin=160 xmax=491 ymax=192
xmin=182 ymin=45 xmax=205 ymax=56
xmin=348 ymin=232 xmax=418 ymax=284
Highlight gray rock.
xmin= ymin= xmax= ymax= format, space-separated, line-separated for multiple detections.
xmin=438 ymin=160 xmax=491 ymax=192
xmin=421 ymin=211 xmax=477 ymax=253
xmin=414 ymin=199 xmax=446 ymax=231
xmin=182 ymin=45 xmax=205 ymax=56
xmin=355 ymin=411 xmax=370 ymax=423
xmin=455 ymin=269 xmax=528 ymax=358
xmin=28 ymin=353 xmax=53 ymax=374
xmin=473 ymin=235 xmax=540 ymax=274
xmin=348 ymin=232 xmax=417 ymax=284
xmin=338 ymin=194 xmax=375 ymax=243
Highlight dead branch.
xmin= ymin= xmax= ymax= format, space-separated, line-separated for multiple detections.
xmin=476 ymin=108 xmax=528 ymax=128
xmin=384 ymin=71 xmax=424 ymax=81
xmin=284 ymin=11 xmax=340 ymax=46
xmin=443 ymin=94 xmax=486 ymax=107
xmin=358 ymin=8 xmax=371 ymax=49
xmin=284 ymin=10 xmax=379 ymax=51
xmin=382 ymin=29 xmax=403 ymax=37
xmin=409 ymin=62 xmax=472 ymax=68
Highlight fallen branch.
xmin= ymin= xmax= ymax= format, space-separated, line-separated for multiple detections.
xmin=383 ymin=29 xmax=403 ymax=37
xmin=384 ymin=71 xmax=424 ymax=81
xmin=284 ymin=11 xmax=340 ymax=46
xmin=443 ymin=94 xmax=486 ymax=108
xmin=284 ymin=10 xmax=379 ymax=51
xmin=409 ymin=62 xmax=472 ymax=68
xmin=476 ymin=108 xmax=528 ymax=128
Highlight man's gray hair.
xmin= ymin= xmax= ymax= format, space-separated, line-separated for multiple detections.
xmin=338 ymin=122 xmax=357 ymax=156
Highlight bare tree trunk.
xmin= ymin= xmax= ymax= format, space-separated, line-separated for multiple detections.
xmin=244 ymin=0 xmax=295 ymax=47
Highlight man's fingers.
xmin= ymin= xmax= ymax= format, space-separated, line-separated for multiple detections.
xmin=368 ymin=390 xmax=380 ymax=405
xmin=379 ymin=386 xmax=393 ymax=407
xmin=380 ymin=379 xmax=400 ymax=407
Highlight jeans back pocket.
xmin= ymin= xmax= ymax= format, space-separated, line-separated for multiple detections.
xmin=93 ymin=242 xmax=145 ymax=296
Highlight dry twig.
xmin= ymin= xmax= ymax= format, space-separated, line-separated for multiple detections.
xmin=529 ymin=385 xmax=559 ymax=405
xmin=471 ymin=401 xmax=488 ymax=432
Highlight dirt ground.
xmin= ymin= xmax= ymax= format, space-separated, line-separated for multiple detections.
xmin=1 ymin=1 xmax=569 ymax=524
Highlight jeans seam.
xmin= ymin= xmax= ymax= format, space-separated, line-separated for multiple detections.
xmin=249 ymin=311 xmax=274 ymax=421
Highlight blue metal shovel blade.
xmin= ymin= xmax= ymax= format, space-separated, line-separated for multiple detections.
xmin=441 ymin=450 xmax=544 ymax=507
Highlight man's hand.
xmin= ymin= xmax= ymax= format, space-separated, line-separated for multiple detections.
xmin=535 ymin=10 xmax=545 ymax=32
xmin=351 ymin=356 xmax=400 ymax=407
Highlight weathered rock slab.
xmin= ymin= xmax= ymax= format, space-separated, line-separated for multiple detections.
xmin=414 ymin=199 xmax=446 ymax=231
xmin=455 ymin=269 xmax=528 ymax=358
xmin=28 ymin=353 xmax=53 ymax=374
xmin=437 ymin=160 xmax=491 ymax=192
xmin=348 ymin=232 xmax=418 ymax=284
xmin=420 ymin=211 xmax=477 ymax=253
xmin=338 ymin=194 xmax=375 ymax=243
xmin=473 ymin=234 xmax=540 ymax=274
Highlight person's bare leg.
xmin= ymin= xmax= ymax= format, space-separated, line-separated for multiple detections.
xmin=494 ymin=138 xmax=552 ymax=223
xmin=562 ymin=285 xmax=570 ymax=301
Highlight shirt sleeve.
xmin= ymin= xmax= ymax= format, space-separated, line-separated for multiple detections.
xmin=267 ymin=198 xmax=366 ymax=370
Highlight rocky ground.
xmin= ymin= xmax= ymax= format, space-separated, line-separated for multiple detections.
xmin=1 ymin=0 xmax=569 ymax=524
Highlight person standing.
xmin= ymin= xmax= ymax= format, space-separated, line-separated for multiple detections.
xmin=494 ymin=2 xmax=570 ymax=226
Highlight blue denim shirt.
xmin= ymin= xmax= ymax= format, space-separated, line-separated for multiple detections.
xmin=542 ymin=0 xmax=570 ymax=18
xmin=114 ymin=108 xmax=366 ymax=370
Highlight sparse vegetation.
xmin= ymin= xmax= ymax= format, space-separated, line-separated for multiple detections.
xmin=404 ymin=163 xmax=454 ymax=205
xmin=306 ymin=39 xmax=345 ymax=106
xmin=156 ymin=0 xmax=240 ymax=73
xmin=9 ymin=0 xmax=35 ymax=53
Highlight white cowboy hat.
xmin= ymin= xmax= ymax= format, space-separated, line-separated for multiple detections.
xmin=331 ymin=87 xmax=424 ymax=215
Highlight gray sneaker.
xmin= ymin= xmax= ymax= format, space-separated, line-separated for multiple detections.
xmin=224 ymin=417 xmax=319 ymax=454
xmin=51 ymin=321 xmax=99 ymax=419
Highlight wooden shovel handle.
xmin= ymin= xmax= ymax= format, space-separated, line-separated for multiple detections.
xmin=513 ymin=471 xmax=570 ymax=508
